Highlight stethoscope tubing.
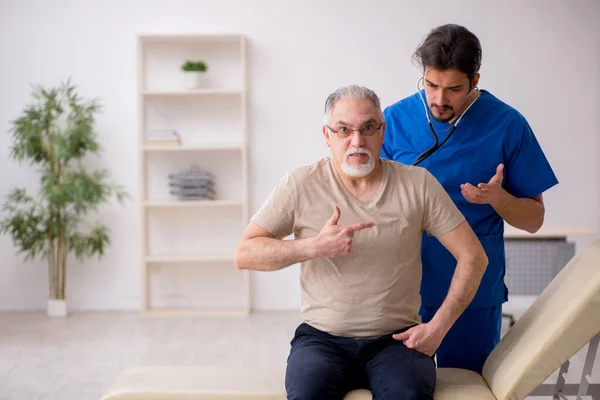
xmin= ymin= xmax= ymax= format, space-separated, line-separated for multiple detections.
xmin=413 ymin=76 xmax=479 ymax=166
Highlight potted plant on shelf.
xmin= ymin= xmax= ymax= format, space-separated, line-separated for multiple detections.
xmin=181 ymin=60 xmax=208 ymax=90
xmin=0 ymin=80 xmax=128 ymax=317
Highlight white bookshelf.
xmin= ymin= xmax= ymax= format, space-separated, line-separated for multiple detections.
xmin=137 ymin=34 xmax=249 ymax=316
xmin=142 ymin=89 xmax=246 ymax=96
xmin=143 ymin=200 xmax=244 ymax=208
xmin=145 ymin=255 xmax=235 ymax=263
xmin=143 ymin=144 xmax=243 ymax=152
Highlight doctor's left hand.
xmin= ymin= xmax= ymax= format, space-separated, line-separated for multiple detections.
xmin=392 ymin=323 xmax=443 ymax=357
xmin=461 ymin=163 xmax=505 ymax=206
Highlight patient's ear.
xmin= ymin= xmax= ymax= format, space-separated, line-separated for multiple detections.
xmin=322 ymin=125 xmax=331 ymax=147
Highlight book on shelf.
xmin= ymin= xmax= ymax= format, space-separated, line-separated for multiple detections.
xmin=146 ymin=139 xmax=181 ymax=146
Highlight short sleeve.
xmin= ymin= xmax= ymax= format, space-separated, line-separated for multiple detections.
xmin=381 ymin=106 xmax=395 ymax=160
xmin=249 ymin=172 xmax=297 ymax=239
xmin=421 ymin=169 xmax=466 ymax=237
xmin=503 ymin=116 xmax=559 ymax=198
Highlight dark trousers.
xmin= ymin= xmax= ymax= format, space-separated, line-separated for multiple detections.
xmin=285 ymin=323 xmax=436 ymax=400
xmin=420 ymin=305 xmax=502 ymax=374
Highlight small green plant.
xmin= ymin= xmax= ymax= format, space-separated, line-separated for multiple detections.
xmin=181 ymin=60 xmax=208 ymax=72
xmin=0 ymin=80 xmax=128 ymax=301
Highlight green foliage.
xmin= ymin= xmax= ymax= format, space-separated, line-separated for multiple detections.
xmin=181 ymin=60 xmax=208 ymax=72
xmin=0 ymin=80 xmax=128 ymax=300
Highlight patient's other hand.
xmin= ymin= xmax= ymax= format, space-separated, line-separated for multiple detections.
xmin=392 ymin=323 xmax=443 ymax=357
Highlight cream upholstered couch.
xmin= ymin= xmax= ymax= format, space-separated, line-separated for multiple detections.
xmin=100 ymin=240 xmax=600 ymax=400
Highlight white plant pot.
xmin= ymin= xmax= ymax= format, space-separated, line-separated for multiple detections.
xmin=47 ymin=299 xmax=67 ymax=317
xmin=183 ymin=72 xmax=205 ymax=90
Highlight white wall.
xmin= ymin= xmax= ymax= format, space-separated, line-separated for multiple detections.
xmin=0 ymin=0 xmax=598 ymax=311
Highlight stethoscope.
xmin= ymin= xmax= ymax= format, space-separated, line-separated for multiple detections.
xmin=413 ymin=76 xmax=480 ymax=166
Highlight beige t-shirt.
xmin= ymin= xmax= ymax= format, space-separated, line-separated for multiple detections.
xmin=250 ymin=158 xmax=464 ymax=338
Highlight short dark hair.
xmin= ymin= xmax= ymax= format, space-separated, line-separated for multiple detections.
xmin=413 ymin=24 xmax=482 ymax=81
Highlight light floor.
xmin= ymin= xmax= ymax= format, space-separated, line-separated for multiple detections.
xmin=0 ymin=311 xmax=597 ymax=400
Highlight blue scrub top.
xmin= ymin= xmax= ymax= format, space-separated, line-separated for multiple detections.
xmin=382 ymin=90 xmax=559 ymax=308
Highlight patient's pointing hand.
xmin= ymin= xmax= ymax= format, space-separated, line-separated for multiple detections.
xmin=314 ymin=205 xmax=375 ymax=258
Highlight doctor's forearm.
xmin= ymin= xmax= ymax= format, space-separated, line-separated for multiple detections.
xmin=492 ymin=191 xmax=545 ymax=234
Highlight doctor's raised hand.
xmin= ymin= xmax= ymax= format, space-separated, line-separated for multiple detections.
xmin=460 ymin=164 xmax=505 ymax=205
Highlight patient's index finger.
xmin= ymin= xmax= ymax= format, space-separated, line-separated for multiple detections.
xmin=347 ymin=222 xmax=376 ymax=232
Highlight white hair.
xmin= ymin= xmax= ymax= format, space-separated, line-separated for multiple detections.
xmin=324 ymin=85 xmax=383 ymax=124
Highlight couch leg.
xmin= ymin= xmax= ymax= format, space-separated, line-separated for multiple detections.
xmin=528 ymin=334 xmax=600 ymax=400
xmin=553 ymin=358 xmax=570 ymax=399
xmin=577 ymin=333 xmax=600 ymax=400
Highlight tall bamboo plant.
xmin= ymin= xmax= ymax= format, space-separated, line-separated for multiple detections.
xmin=0 ymin=80 xmax=127 ymax=301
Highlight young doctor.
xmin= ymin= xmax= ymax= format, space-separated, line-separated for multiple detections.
xmin=381 ymin=23 xmax=558 ymax=373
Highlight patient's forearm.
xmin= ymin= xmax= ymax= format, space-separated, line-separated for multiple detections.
xmin=429 ymin=254 xmax=487 ymax=334
xmin=234 ymin=236 xmax=316 ymax=271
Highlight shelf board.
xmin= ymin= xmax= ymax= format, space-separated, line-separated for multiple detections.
xmin=145 ymin=255 xmax=235 ymax=263
xmin=144 ymin=200 xmax=243 ymax=208
xmin=141 ymin=89 xmax=245 ymax=97
xmin=139 ymin=34 xmax=244 ymax=45
xmin=143 ymin=143 xmax=243 ymax=152
xmin=143 ymin=308 xmax=249 ymax=317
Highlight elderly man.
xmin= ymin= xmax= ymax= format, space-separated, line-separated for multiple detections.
xmin=234 ymin=85 xmax=488 ymax=400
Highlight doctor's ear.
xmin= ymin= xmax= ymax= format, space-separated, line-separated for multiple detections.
xmin=470 ymin=73 xmax=481 ymax=91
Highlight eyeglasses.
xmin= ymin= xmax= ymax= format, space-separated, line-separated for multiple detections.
xmin=326 ymin=123 xmax=383 ymax=138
